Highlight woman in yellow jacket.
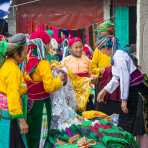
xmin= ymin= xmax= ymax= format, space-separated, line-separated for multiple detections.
xmin=91 ymin=21 xmax=114 ymax=77
xmin=0 ymin=34 xmax=28 ymax=148
xmin=91 ymin=47 xmax=111 ymax=77
xmin=24 ymin=31 xmax=65 ymax=148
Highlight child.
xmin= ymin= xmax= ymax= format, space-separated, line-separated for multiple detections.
xmin=63 ymin=37 xmax=92 ymax=112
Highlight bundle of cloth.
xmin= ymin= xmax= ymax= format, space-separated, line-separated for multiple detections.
xmin=46 ymin=119 xmax=138 ymax=148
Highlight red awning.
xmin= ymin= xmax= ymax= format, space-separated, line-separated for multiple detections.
xmin=15 ymin=0 xmax=103 ymax=33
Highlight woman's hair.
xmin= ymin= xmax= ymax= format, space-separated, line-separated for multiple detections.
xmin=6 ymin=45 xmax=24 ymax=58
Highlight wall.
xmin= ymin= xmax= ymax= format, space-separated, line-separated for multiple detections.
xmin=137 ymin=0 xmax=148 ymax=73
xmin=8 ymin=7 xmax=16 ymax=34
xmin=103 ymin=0 xmax=111 ymax=20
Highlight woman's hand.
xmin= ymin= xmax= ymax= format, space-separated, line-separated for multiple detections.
xmin=18 ymin=118 xmax=29 ymax=134
xmin=58 ymin=70 xmax=67 ymax=86
xmin=100 ymin=68 xmax=105 ymax=75
xmin=97 ymin=89 xmax=108 ymax=103
xmin=121 ymin=100 xmax=128 ymax=114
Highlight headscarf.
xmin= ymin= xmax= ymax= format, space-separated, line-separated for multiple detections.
xmin=97 ymin=21 xmax=114 ymax=34
xmin=8 ymin=33 xmax=27 ymax=46
xmin=30 ymin=30 xmax=51 ymax=45
xmin=99 ymin=21 xmax=114 ymax=29
xmin=29 ymin=30 xmax=51 ymax=59
xmin=68 ymin=37 xmax=82 ymax=47
xmin=97 ymin=36 xmax=113 ymax=50
xmin=28 ymin=38 xmax=46 ymax=59
xmin=0 ymin=33 xmax=27 ymax=67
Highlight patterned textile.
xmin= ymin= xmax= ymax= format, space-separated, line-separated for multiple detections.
xmin=47 ymin=119 xmax=138 ymax=148
xmin=68 ymin=71 xmax=91 ymax=112
xmin=50 ymin=71 xmax=81 ymax=130
xmin=0 ymin=93 xmax=8 ymax=110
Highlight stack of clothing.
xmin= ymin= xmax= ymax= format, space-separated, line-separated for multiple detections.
xmin=46 ymin=119 xmax=138 ymax=148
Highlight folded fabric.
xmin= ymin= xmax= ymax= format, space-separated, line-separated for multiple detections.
xmin=82 ymin=110 xmax=109 ymax=119
xmin=102 ymin=136 xmax=130 ymax=148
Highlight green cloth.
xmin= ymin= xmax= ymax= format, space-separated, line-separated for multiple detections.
xmin=81 ymin=120 xmax=92 ymax=127
xmin=102 ymin=136 xmax=130 ymax=148
xmin=98 ymin=21 xmax=114 ymax=33
xmin=0 ymin=40 xmax=8 ymax=66
xmin=99 ymin=21 xmax=114 ymax=29
xmin=99 ymin=119 xmax=112 ymax=125
xmin=47 ymin=29 xmax=53 ymax=36
xmin=47 ymin=118 xmax=138 ymax=148
xmin=21 ymin=94 xmax=28 ymax=119
xmin=46 ymin=53 xmax=60 ymax=62
xmin=99 ymin=126 xmax=139 ymax=148
xmin=97 ymin=28 xmax=108 ymax=33
xmin=27 ymin=98 xmax=51 ymax=148
xmin=0 ymin=40 xmax=8 ymax=56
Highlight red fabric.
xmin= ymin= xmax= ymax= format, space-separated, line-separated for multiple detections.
xmin=26 ymin=80 xmax=49 ymax=101
xmin=99 ymin=67 xmax=121 ymax=102
xmin=30 ymin=30 xmax=51 ymax=45
xmin=94 ymin=123 xmax=111 ymax=129
xmin=25 ymin=56 xmax=49 ymax=100
xmin=25 ymin=56 xmax=39 ymax=74
xmin=15 ymin=0 xmax=103 ymax=32
xmin=75 ymin=72 xmax=90 ymax=77
xmin=68 ymin=37 xmax=81 ymax=46
xmin=89 ymin=126 xmax=102 ymax=138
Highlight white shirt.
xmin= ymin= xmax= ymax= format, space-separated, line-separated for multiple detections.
xmin=104 ymin=50 xmax=136 ymax=100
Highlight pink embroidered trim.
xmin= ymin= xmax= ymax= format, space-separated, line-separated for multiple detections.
xmin=0 ymin=94 xmax=8 ymax=110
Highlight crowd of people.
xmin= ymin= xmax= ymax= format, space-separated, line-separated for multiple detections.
xmin=0 ymin=21 xmax=148 ymax=148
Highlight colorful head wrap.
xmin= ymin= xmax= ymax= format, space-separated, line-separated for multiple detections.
xmin=99 ymin=21 xmax=114 ymax=29
xmin=97 ymin=36 xmax=113 ymax=49
xmin=97 ymin=21 xmax=114 ymax=34
xmin=0 ymin=34 xmax=27 ymax=66
xmin=28 ymin=38 xmax=46 ymax=59
xmin=68 ymin=37 xmax=82 ymax=47
xmin=30 ymin=31 xmax=51 ymax=45
xmin=8 ymin=33 xmax=27 ymax=46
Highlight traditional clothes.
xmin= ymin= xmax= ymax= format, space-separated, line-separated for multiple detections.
xmin=97 ymin=21 xmax=114 ymax=35
xmin=0 ymin=45 xmax=27 ymax=148
xmin=100 ymin=49 xmax=145 ymax=135
xmin=91 ymin=49 xmax=111 ymax=76
xmin=25 ymin=32 xmax=62 ymax=148
xmin=63 ymin=54 xmax=91 ymax=111
xmin=47 ymin=119 xmax=138 ymax=148
xmin=63 ymin=55 xmax=90 ymax=75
